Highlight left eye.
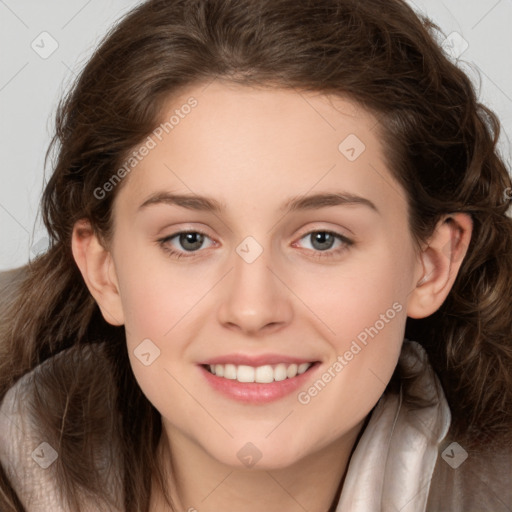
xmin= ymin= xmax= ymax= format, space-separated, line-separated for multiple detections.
xmin=295 ymin=231 xmax=353 ymax=253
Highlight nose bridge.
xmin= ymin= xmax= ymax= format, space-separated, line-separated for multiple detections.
xmin=217 ymin=236 xmax=293 ymax=333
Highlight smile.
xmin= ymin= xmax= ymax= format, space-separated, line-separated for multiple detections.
xmin=205 ymin=362 xmax=312 ymax=383
xmin=199 ymin=358 xmax=319 ymax=404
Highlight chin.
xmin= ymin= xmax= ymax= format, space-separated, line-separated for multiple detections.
xmin=206 ymin=437 xmax=311 ymax=471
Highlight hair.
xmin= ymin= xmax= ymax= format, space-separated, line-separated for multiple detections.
xmin=1 ymin=0 xmax=511 ymax=510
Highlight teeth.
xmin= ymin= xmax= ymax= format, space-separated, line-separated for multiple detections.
xmin=255 ymin=365 xmax=274 ymax=384
xmin=298 ymin=363 xmax=310 ymax=375
xmin=207 ymin=362 xmax=313 ymax=383
xmin=274 ymin=364 xmax=288 ymax=382
xmin=224 ymin=364 xmax=237 ymax=380
xmin=286 ymin=364 xmax=298 ymax=378
xmin=237 ymin=365 xmax=255 ymax=383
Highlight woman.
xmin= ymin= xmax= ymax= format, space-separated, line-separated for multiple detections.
xmin=1 ymin=0 xmax=511 ymax=510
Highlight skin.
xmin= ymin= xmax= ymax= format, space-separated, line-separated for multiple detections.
xmin=72 ymin=81 xmax=472 ymax=512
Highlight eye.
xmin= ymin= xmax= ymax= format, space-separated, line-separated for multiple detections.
xmin=157 ymin=230 xmax=216 ymax=258
xmin=294 ymin=230 xmax=353 ymax=258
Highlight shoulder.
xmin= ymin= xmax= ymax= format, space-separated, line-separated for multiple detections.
xmin=0 ymin=266 xmax=26 ymax=311
xmin=399 ymin=340 xmax=512 ymax=512
xmin=399 ymin=340 xmax=512 ymax=510
xmin=0 ymin=343 xmax=123 ymax=511
xmin=0 ymin=266 xmax=25 ymax=290
xmin=0 ymin=353 xmax=67 ymax=510
xmin=339 ymin=340 xmax=512 ymax=511
xmin=398 ymin=341 xmax=512 ymax=510
xmin=427 ymin=434 xmax=512 ymax=511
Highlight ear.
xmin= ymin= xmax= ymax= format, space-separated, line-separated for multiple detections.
xmin=407 ymin=213 xmax=473 ymax=319
xmin=71 ymin=219 xmax=125 ymax=326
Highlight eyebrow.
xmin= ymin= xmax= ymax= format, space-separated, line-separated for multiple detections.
xmin=138 ymin=191 xmax=379 ymax=214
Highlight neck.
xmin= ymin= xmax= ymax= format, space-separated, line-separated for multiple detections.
xmin=150 ymin=418 xmax=367 ymax=512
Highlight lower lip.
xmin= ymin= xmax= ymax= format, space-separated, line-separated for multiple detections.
xmin=199 ymin=363 xmax=319 ymax=404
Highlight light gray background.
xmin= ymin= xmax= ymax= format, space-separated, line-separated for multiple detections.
xmin=1 ymin=0 xmax=511 ymax=271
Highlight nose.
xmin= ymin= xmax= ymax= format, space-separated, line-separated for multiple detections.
xmin=217 ymin=243 xmax=294 ymax=336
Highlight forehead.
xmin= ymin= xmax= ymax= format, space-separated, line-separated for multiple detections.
xmin=114 ymin=80 xmax=407 ymax=221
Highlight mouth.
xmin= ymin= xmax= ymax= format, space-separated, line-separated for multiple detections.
xmin=203 ymin=362 xmax=314 ymax=383
xmin=199 ymin=359 xmax=320 ymax=404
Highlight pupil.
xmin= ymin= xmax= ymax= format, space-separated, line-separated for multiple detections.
xmin=180 ymin=233 xmax=204 ymax=251
xmin=312 ymin=232 xmax=334 ymax=251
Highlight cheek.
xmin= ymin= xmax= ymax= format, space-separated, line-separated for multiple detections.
xmin=297 ymin=246 xmax=412 ymax=341
xmin=291 ymin=248 xmax=410 ymax=416
xmin=114 ymin=257 xmax=216 ymax=407
xmin=113 ymin=244 xmax=210 ymax=339
xmin=294 ymin=300 xmax=407 ymax=448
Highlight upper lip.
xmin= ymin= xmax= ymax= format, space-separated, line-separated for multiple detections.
xmin=199 ymin=354 xmax=318 ymax=366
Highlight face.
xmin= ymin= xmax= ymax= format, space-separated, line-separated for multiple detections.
xmin=106 ymin=81 xmax=421 ymax=469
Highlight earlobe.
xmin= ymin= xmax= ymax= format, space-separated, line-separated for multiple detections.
xmin=407 ymin=213 xmax=473 ymax=319
xmin=71 ymin=219 xmax=125 ymax=326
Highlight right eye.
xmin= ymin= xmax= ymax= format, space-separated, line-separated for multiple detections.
xmin=157 ymin=230 xmax=217 ymax=259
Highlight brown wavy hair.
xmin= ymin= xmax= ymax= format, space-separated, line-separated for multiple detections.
xmin=1 ymin=0 xmax=511 ymax=510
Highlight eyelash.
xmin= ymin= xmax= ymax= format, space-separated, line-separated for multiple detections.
xmin=157 ymin=229 xmax=354 ymax=260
